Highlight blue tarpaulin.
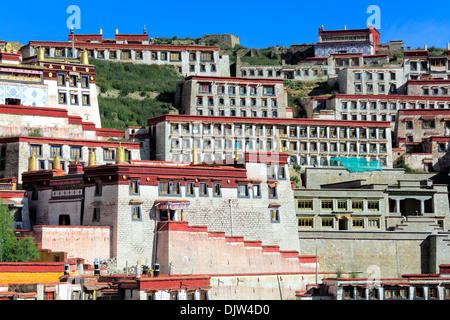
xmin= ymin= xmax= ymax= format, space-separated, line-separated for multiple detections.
xmin=330 ymin=157 xmax=382 ymax=172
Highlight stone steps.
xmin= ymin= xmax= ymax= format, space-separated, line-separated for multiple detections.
xmin=157 ymin=221 xmax=318 ymax=275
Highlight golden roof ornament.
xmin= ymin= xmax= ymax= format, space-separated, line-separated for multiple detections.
xmin=88 ymin=150 xmax=96 ymax=166
xmin=81 ymin=48 xmax=89 ymax=65
xmin=28 ymin=154 xmax=37 ymax=171
xmin=116 ymin=142 xmax=125 ymax=164
xmin=37 ymin=47 xmax=45 ymax=61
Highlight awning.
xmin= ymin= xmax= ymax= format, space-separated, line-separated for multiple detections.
xmin=155 ymin=200 xmax=190 ymax=210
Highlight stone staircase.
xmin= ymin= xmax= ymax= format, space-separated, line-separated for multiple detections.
xmin=156 ymin=221 xmax=318 ymax=276
xmin=392 ymin=216 xmax=444 ymax=233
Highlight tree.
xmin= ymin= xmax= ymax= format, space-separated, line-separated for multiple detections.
xmin=0 ymin=201 xmax=39 ymax=262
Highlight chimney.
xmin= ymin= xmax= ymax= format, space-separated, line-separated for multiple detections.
xmin=447 ymin=42 xmax=450 ymax=51
xmin=115 ymin=28 xmax=119 ymax=35
xmin=99 ymin=28 xmax=103 ymax=35
xmin=424 ymin=44 xmax=428 ymax=50
xmin=344 ymin=25 xmax=347 ymax=30
xmin=68 ymin=163 xmax=84 ymax=174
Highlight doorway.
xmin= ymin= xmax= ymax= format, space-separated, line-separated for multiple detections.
xmin=58 ymin=214 xmax=71 ymax=225
xmin=159 ymin=209 xmax=176 ymax=222
xmin=338 ymin=217 xmax=348 ymax=230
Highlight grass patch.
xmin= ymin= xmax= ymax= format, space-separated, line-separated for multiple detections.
xmin=99 ymin=96 xmax=175 ymax=131
xmin=90 ymin=59 xmax=182 ymax=130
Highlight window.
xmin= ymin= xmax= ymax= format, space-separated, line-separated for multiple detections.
xmin=57 ymin=73 xmax=66 ymax=86
xmin=70 ymin=147 xmax=82 ymax=160
xmin=268 ymin=185 xmax=277 ymax=199
xmin=186 ymin=182 xmax=195 ymax=196
xmin=384 ymin=287 xmax=408 ymax=300
xmin=199 ymin=182 xmax=208 ymax=196
xmin=103 ymin=149 xmax=115 ymax=161
xmin=406 ymin=121 xmax=413 ymax=130
xmin=30 ymin=144 xmax=42 ymax=157
xmin=337 ymin=200 xmax=347 ymax=211
xmin=321 ymin=200 xmax=333 ymax=211
xmin=159 ymin=181 xmax=180 ymax=196
xmin=263 ymin=86 xmax=275 ymax=96
xmin=368 ymin=218 xmax=380 ymax=228
xmin=352 ymin=200 xmax=363 ymax=211
xmin=50 ymin=145 xmax=62 ymax=158
xmin=160 ymin=52 xmax=167 ymax=60
xmin=352 ymin=218 xmax=364 ymax=228
xmin=94 ymin=181 xmax=102 ymax=196
xmin=368 ymin=200 xmax=379 ymax=211
xmin=298 ymin=218 xmax=313 ymax=228
xmin=429 ymin=287 xmax=439 ymax=299
xmin=69 ymin=75 xmax=77 ymax=87
xmin=270 ymin=209 xmax=280 ymax=223
xmin=131 ymin=206 xmax=141 ymax=221
xmin=322 ymin=217 xmax=333 ymax=228
xmin=70 ymin=93 xmax=79 ymax=105
xmin=81 ymin=75 xmax=89 ymax=88
xmin=130 ymin=180 xmax=140 ymax=195
xmin=93 ymin=207 xmax=100 ymax=222
xmin=170 ymin=52 xmax=181 ymax=61
xmin=267 ymin=166 xmax=277 ymax=179
xmin=298 ymin=200 xmax=313 ymax=210
xmin=82 ymin=94 xmax=90 ymax=106
xmin=237 ymin=184 xmax=249 ymax=198
xmin=200 ymin=52 xmax=213 ymax=61
xmin=422 ymin=119 xmax=435 ymax=129
xmin=59 ymin=92 xmax=67 ymax=104
xmin=213 ymin=183 xmax=221 ymax=197
xmin=253 ymin=184 xmax=261 ymax=198
xmin=199 ymin=83 xmax=212 ymax=93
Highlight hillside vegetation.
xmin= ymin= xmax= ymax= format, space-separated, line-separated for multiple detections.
xmin=90 ymin=59 xmax=181 ymax=130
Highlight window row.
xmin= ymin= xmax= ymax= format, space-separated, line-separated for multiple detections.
xmin=422 ymin=87 xmax=450 ymax=96
xmin=156 ymin=181 xmax=277 ymax=199
xmin=198 ymin=83 xmax=276 ymax=96
xmin=297 ymin=216 xmax=381 ymax=229
xmin=170 ymin=124 xmax=387 ymax=140
xmin=195 ymin=108 xmax=279 ymax=118
xmin=341 ymin=113 xmax=395 ymax=122
xmin=297 ymin=199 xmax=381 ymax=211
xmin=342 ymin=100 xmax=450 ymax=111
xmin=343 ymin=285 xmax=446 ymax=300
xmin=58 ymin=91 xmax=91 ymax=106
xmin=196 ymin=96 xmax=278 ymax=108
xmin=57 ymin=73 xmax=90 ymax=88
xmin=285 ymin=141 xmax=387 ymax=153
xmin=353 ymin=71 xmax=397 ymax=81
xmin=241 ymin=68 xmax=328 ymax=78
xmin=29 ymin=145 xmax=131 ymax=161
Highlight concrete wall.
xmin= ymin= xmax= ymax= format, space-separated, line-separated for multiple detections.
xmin=297 ymin=232 xmax=428 ymax=278
xmin=209 ymin=274 xmax=320 ymax=300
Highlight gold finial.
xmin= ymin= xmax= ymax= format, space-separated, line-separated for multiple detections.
xmin=88 ymin=150 xmax=96 ymax=166
xmin=37 ymin=47 xmax=45 ymax=61
xmin=28 ymin=154 xmax=37 ymax=171
xmin=192 ymin=146 xmax=198 ymax=165
xmin=81 ymin=48 xmax=89 ymax=65
xmin=5 ymin=43 xmax=12 ymax=53
xmin=53 ymin=155 xmax=61 ymax=170
xmin=116 ymin=143 xmax=125 ymax=164
xmin=277 ymin=133 xmax=282 ymax=152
